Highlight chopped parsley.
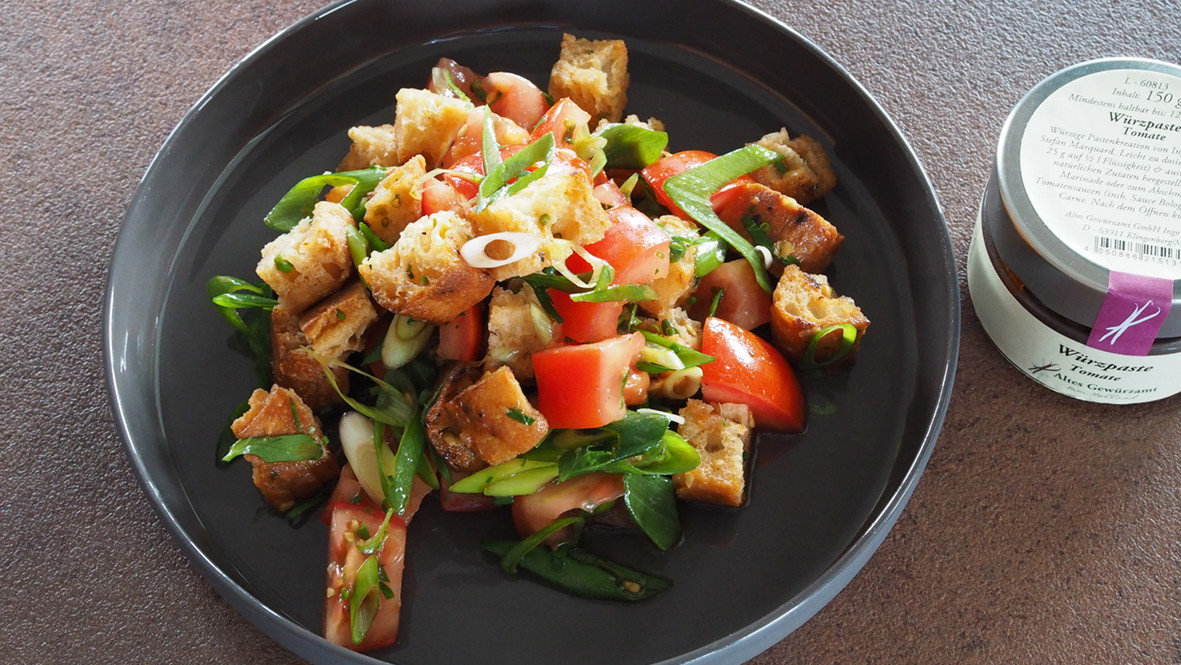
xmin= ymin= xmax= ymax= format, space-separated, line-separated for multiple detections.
xmin=506 ymin=407 xmax=536 ymax=426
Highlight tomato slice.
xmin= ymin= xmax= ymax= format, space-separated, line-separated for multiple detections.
xmin=532 ymin=332 xmax=645 ymax=429
xmin=531 ymin=97 xmax=592 ymax=145
xmin=689 ymin=259 xmax=772 ymax=330
xmin=512 ymin=472 xmax=626 ymax=544
xmin=565 ymin=205 xmax=671 ymax=286
xmin=640 ymin=150 xmax=755 ymax=220
xmin=437 ymin=302 xmax=486 ymax=362
xmin=700 ymin=317 xmax=805 ymax=432
xmin=324 ymin=497 xmax=407 ymax=651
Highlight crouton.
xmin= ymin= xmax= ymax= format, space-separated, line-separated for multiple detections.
xmin=672 ymin=399 xmax=755 ymax=508
xmin=424 ymin=364 xmax=484 ymax=472
xmin=549 ymin=33 xmax=629 ymax=123
xmin=257 ymin=201 xmax=355 ymax=314
xmin=393 ymin=88 xmax=473 ymax=167
xmin=230 ymin=385 xmax=340 ymax=512
xmin=716 ymin=182 xmax=844 ymax=274
xmin=440 ymin=366 xmax=550 ymax=466
xmin=297 ymin=281 xmax=378 ymax=360
xmin=640 ymin=215 xmax=698 ymax=316
xmin=484 ymin=285 xmax=554 ymax=380
xmin=359 ymin=211 xmax=495 ymax=324
xmin=771 ymin=264 xmax=869 ymax=367
xmin=363 ymin=155 xmax=426 ymax=246
xmin=271 ymin=304 xmax=348 ymax=411
xmin=619 ymin=114 xmax=665 ymax=132
xmin=749 ymin=129 xmax=837 ymax=204
xmin=470 ymin=167 xmax=610 ymax=280
xmin=337 ymin=124 xmax=400 ymax=171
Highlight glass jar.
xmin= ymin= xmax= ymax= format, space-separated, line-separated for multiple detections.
xmin=967 ymin=58 xmax=1181 ymax=404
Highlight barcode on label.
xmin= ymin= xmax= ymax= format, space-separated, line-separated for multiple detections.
xmin=1094 ymin=235 xmax=1177 ymax=260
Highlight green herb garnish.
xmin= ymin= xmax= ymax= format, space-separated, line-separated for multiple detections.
xmin=221 ymin=433 xmax=323 ymax=463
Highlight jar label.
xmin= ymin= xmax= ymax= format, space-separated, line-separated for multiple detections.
xmin=969 ymin=223 xmax=1181 ymax=404
xmin=1086 ymin=270 xmax=1172 ymax=354
xmin=1019 ymin=67 xmax=1181 ymax=280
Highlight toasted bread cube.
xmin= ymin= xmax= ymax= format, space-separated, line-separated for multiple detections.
xmin=718 ymin=182 xmax=843 ymax=273
xmin=257 ymin=201 xmax=354 ymax=313
xmin=750 ymin=129 xmax=837 ymax=204
xmin=549 ymin=34 xmax=629 ymax=123
xmin=441 ymin=366 xmax=550 ymax=466
xmin=393 ymin=88 xmax=472 ymax=167
xmin=297 ymin=281 xmax=378 ymax=360
xmin=640 ymin=214 xmax=698 ymax=316
xmin=230 ymin=385 xmax=339 ymax=512
xmin=363 ymin=155 xmax=426 ymax=246
xmin=673 ymin=399 xmax=755 ymax=507
xmin=484 ymin=285 xmax=554 ymax=380
xmin=271 ymin=304 xmax=349 ymax=411
xmin=619 ymin=113 xmax=664 ymax=132
xmin=470 ymin=168 xmax=610 ymax=280
xmin=359 ymin=211 xmax=494 ymax=324
xmin=424 ymin=364 xmax=484 ymax=472
xmin=337 ymin=124 xmax=400 ymax=171
xmin=771 ymin=264 xmax=869 ymax=367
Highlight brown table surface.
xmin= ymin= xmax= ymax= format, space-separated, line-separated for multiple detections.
xmin=4 ymin=0 xmax=1179 ymax=663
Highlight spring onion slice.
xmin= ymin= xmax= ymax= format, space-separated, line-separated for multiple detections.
xmin=597 ymin=123 xmax=668 ymax=169
xmin=477 ymin=131 xmax=555 ymax=212
xmin=314 ymin=355 xmax=415 ymax=427
xmin=389 ymin=418 xmax=425 ymax=515
xmin=569 ymin=284 xmax=657 ymax=303
xmin=800 ymin=323 xmax=860 ymax=369
xmin=264 ymin=166 xmax=389 ymax=231
xmin=663 ymin=145 xmax=780 ymax=292
xmin=638 ymin=330 xmax=715 ymax=369
xmin=349 ymin=555 xmax=382 ymax=645
xmin=499 ymin=515 xmax=585 ymax=573
xmin=481 ymin=106 xmax=502 ymax=176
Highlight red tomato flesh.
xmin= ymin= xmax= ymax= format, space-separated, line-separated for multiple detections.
xmin=512 ymin=472 xmax=626 ymax=544
xmin=324 ymin=491 xmax=407 ymax=651
xmin=700 ymin=317 xmax=805 ymax=432
xmin=548 ymin=289 xmax=625 ymax=344
xmin=531 ymin=97 xmax=592 ymax=145
xmin=532 ymin=332 xmax=645 ymax=429
xmin=565 ymin=205 xmax=670 ymax=287
xmin=688 ymin=259 xmax=772 ymax=330
xmin=640 ymin=150 xmax=755 ymax=220
xmin=483 ymin=72 xmax=550 ymax=130
xmin=437 ymin=303 xmax=486 ymax=362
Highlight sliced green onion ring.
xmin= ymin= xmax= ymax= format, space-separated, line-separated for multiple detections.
xmin=800 ymin=323 xmax=860 ymax=369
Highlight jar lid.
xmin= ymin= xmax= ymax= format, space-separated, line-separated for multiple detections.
xmin=994 ymin=57 xmax=1181 ymax=341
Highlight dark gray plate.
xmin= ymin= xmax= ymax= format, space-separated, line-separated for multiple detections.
xmin=105 ymin=1 xmax=959 ymax=663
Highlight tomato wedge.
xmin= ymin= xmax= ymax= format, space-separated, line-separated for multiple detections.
xmin=640 ymin=150 xmax=755 ymax=220
xmin=512 ymin=472 xmax=626 ymax=544
xmin=531 ymin=97 xmax=592 ymax=146
xmin=565 ymin=205 xmax=670 ymax=286
xmin=324 ymin=467 xmax=408 ymax=652
xmin=532 ymin=332 xmax=645 ymax=429
xmin=700 ymin=317 xmax=805 ymax=432
xmin=437 ymin=303 xmax=486 ymax=362
xmin=688 ymin=259 xmax=772 ymax=330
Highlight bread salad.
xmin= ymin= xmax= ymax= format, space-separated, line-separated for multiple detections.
xmin=208 ymin=34 xmax=869 ymax=652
